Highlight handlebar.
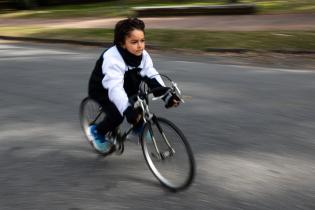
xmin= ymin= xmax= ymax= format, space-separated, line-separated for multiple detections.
xmin=130 ymin=74 xmax=185 ymax=107
xmin=148 ymin=86 xmax=171 ymax=96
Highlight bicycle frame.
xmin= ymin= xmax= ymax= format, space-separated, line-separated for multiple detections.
xmin=89 ymin=79 xmax=180 ymax=158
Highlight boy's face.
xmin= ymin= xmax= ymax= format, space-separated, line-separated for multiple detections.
xmin=123 ymin=29 xmax=145 ymax=56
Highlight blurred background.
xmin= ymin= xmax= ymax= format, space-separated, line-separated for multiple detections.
xmin=0 ymin=0 xmax=314 ymax=53
xmin=0 ymin=1 xmax=315 ymax=210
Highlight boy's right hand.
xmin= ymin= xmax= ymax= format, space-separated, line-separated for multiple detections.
xmin=124 ymin=106 xmax=142 ymax=125
xmin=163 ymin=92 xmax=181 ymax=108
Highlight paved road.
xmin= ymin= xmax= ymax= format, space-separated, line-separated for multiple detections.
xmin=0 ymin=41 xmax=314 ymax=210
xmin=1 ymin=13 xmax=315 ymax=31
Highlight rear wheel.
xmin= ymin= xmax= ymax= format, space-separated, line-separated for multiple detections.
xmin=79 ymin=97 xmax=114 ymax=155
xmin=141 ymin=117 xmax=195 ymax=191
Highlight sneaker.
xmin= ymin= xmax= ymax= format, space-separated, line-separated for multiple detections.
xmin=143 ymin=130 xmax=152 ymax=142
xmin=126 ymin=123 xmax=145 ymax=142
xmin=89 ymin=125 xmax=111 ymax=154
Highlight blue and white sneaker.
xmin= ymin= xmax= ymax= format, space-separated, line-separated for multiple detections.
xmin=89 ymin=125 xmax=111 ymax=154
xmin=143 ymin=130 xmax=152 ymax=142
xmin=134 ymin=125 xmax=152 ymax=142
xmin=132 ymin=123 xmax=144 ymax=136
xmin=126 ymin=123 xmax=145 ymax=142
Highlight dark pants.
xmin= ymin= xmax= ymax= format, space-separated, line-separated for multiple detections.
xmin=94 ymin=97 xmax=124 ymax=136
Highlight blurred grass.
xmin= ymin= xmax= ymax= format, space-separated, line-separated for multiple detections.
xmin=0 ymin=1 xmax=223 ymax=18
xmin=1 ymin=27 xmax=314 ymax=51
xmin=0 ymin=0 xmax=314 ymax=18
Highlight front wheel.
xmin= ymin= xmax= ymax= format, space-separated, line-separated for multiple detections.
xmin=141 ymin=117 xmax=195 ymax=191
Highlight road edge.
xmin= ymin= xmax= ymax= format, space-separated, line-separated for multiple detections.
xmin=1 ymin=35 xmax=315 ymax=54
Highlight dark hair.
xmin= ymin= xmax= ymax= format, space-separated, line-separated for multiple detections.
xmin=114 ymin=18 xmax=145 ymax=46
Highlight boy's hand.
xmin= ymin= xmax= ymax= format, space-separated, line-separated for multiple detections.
xmin=164 ymin=92 xmax=181 ymax=108
xmin=124 ymin=106 xmax=142 ymax=125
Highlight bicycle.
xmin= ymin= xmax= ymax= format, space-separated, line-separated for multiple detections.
xmin=79 ymin=75 xmax=195 ymax=191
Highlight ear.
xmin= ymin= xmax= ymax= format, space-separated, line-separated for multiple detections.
xmin=121 ymin=42 xmax=126 ymax=49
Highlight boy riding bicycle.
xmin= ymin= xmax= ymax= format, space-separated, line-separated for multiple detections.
xmin=88 ymin=18 xmax=180 ymax=154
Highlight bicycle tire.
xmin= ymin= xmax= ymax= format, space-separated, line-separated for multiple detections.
xmin=141 ymin=117 xmax=195 ymax=191
xmin=79 ymin=97 xmax=115 ymax=156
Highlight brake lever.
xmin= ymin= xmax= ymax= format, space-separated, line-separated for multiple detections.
xmin=171 ymin=82 xmax=185 ymax=103
xmin=172 ymin=81 xmax=181 ymax=95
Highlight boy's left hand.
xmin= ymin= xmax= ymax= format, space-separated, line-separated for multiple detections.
xmin=124 ymin=106 xmax=143 ymax=125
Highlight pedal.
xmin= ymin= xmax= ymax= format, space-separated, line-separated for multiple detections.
xmin=151 ymin=152 xmax=161 ymax=161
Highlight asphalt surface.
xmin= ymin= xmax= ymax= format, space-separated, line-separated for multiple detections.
xmin=0 ymin=41 xmax=314 ymax=210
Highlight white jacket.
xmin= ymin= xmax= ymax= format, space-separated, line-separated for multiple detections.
xmin=101 ymin=46 xmax=165 ymax=116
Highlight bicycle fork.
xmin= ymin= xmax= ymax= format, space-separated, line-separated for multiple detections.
xmin=149 ymin=117 xmax=175 ymax=160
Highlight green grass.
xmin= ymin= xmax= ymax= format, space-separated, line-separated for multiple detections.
xmin=0 ymin=1 xmax=223 ymax=18
xmin=1 ymin=27 xmax=314 ymax=52
xmin=147 ymin=30 xmax=315 ymax=51
xmin=0 ymin=0 xmax=314 ymax=18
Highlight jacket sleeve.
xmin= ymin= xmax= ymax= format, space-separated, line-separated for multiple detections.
xmin=101 ymin=57 xmax=129 ymax=116
xmin=140 ymin=50 xmax=166 ymax=96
